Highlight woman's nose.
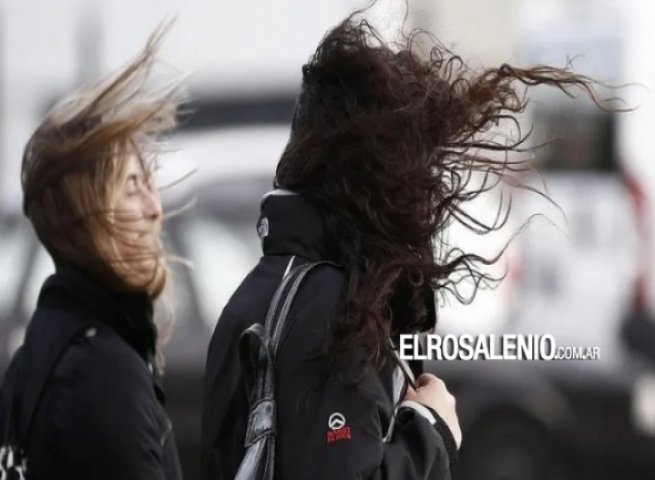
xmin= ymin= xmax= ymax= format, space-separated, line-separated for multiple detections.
xmin=143 ymin=188 xmax=162 ymax=220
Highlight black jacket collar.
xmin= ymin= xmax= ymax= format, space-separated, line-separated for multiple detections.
xmin=257 ymin=190 xmax=335 ymax=261
xmin=36 ymin=267 xmax=157 ymax=362
xmin=256 ymin=190 xmax=437 ymax=334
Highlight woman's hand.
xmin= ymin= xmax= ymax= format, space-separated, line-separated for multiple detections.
xmin=404 ymin=373 xmax=462 ymax=448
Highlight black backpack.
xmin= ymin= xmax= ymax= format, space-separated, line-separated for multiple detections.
xmin=235 ymin=261 xmax=336 ymax=480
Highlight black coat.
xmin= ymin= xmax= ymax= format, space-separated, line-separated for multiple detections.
xmin=0 ymin=268 xmax=182 ymax=480
xmin=202 ymin=192 xmax=456 ymax=480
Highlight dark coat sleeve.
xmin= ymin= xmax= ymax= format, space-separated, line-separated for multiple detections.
xmin=47 ymin=332 xmax=173 ymax=480
xmin=273 ymin=267 xmax=455 ymax=480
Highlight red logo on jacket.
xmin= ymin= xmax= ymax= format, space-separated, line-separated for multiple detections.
xmin=326 ymin=412 xmax=352 ymax=444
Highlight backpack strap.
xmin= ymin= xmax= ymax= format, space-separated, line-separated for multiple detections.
xmin=1 ymin=309 xmax=91 ymax=480
xmin=10 ymin=309 xmax=94 ymax=448
xmin=0 ymin=348 xmax=26 ymax=480
xmin=236 ymin=260 xmax=337 ymax=480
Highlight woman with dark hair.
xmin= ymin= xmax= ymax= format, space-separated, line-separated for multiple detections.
xmin=0 ymin=27 xmax=184 ymax=480
xmin=202 ymin=9 xmax=607 ymax=480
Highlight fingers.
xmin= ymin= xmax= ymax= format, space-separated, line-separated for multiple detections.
xmin=403 ymin=384 xmax=418 ymax=402
xmin=417 ymin=373 xmax=443 ymax=388
xmin=415 ymin=373 xmax=457 ymax=411
xmin=407 ymin=373 xmax=461 ymax=449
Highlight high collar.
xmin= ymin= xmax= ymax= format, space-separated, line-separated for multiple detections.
xmin=257 ymin=190 xmax=437 ymax=334
xmin=257 ymin=190 xmax=335 ymax=261
xmin=36 ymin=267 xmax=157 ymax=362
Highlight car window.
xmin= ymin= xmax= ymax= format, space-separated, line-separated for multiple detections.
xmin=180 ymin=214 xmax=260 ymax=329
xmin=533 ymin=108 xmax=617 ymax=172
xmin=0 ymin=218 xmax=32 ymax=318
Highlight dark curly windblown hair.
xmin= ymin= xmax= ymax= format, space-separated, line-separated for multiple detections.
xmin=275 ymin=9 xmax=611 ymax=375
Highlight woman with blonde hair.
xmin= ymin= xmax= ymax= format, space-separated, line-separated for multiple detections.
xmin=0 ymin=26 xmax=184 ymax=480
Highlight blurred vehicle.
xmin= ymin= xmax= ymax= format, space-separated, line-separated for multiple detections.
xmin=431 ymin=102 xmax=655 ymax=480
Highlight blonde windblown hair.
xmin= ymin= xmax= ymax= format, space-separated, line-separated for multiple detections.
xmin=21 ymin=24 xmax=185 ymax=353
